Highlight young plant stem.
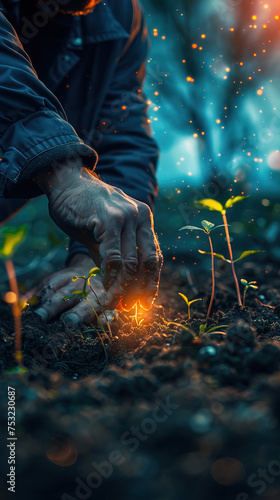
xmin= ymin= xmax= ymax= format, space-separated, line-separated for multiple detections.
xmin=222 ymin=212 xmax=242 ymax=306
xmin=207 ymin=235 xmax=215 ymax=320
xmin=243 ymin=288 xmax=247 ymax=308
xmin=88 ymin=283 xmax=113 ymax=339
xmin=188 ymin=304 xmax=191 ymax=320
xmin=5 ymin=260 xmax=23 ymax=366
xmin=85 ymin=297 xmax=108 ymax=364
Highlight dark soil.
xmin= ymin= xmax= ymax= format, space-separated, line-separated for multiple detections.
xmin=1 ymin=258 xmax=280 ymax=500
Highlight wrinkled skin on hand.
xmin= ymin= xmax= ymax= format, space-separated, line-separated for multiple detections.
xmin=34 ymin=254 xmax=111 ymax=324
xmin=37 ymin=164 xmax=163 ymax=319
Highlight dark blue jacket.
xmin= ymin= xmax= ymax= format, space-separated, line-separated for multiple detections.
xmin=0 ymin=0 xmax=159 ymax=258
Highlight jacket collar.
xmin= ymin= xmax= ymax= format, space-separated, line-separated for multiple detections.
xmin=0 ymin=0 xmax=129 ymax=44
xmin=81 ymin=1 xmax=129 ymax=44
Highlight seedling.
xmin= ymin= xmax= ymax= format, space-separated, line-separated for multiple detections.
xmin=63 ymin=267 xmax=112 ymax=363
xmin=241 ymin=279 xmax=258 ymax=307
xmin=179 ymin=220 xmax=227 ymax=319
xmin=197 ymin=196 xmax=263 ymax=306
xmin=178 ymin=292 xmax=203 ymax=320
xmin=163 ymin=319 xmax=228 ymax=340
xmin=0 ymin=225 xmax=28 ymax=367
xmin=199 ymin=323 xmax=228 ymax=336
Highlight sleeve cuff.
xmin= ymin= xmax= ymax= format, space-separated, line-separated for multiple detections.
xmin=66 ymin=239 xmax=90 ymax=266
xmin=0 ymin=109 xmax=97 ymax=198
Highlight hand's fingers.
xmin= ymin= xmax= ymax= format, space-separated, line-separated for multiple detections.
xmin=94 ymin=203 xmax=139 ymax=291
xmin=99 ymin=310 xmax=115 ymax=327
xmin=120 ymin=224 xmax=138 ymax=287
xmin=33 ymin=273 xmax=71 ymax=300
xmin=137 ymin=237 xmax=162 ymax=309
xmin=61 ymin=294 xmax=103 ymax=325
xmin=97 ymin=226 xmax=122 ymax=291
xmin=35 ymin=275 xmax=105 ymax=322
xmin=102 ymin=224 xmax=138 ymax=309
xmin=122 ymin=216 xmax=163 ymax=310
xmin=35 ymin=286 xmax=80 ymax=322
xmin=88 ymin=243 xmax=101 ymax=268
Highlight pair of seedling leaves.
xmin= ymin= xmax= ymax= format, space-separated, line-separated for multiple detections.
xmin=63 ymin=268 xmax=101 ymax=301
xmin=180 ymin=196 xmax=263 ymax=263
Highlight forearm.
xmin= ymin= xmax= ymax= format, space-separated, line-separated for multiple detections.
xmin=0 ymin=12 xmax=97 ymax=198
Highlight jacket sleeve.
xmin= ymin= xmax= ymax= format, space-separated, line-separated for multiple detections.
xmin=68 ymin=0 xmax=159 ymax=260
xmin=0 ymin=12 xmax=97 ymax=199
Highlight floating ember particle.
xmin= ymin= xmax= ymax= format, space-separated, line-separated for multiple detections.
xmin=4 ymin=292 xmax=17 ymax=304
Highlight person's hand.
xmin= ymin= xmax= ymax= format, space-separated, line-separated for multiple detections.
xmin=36 ymin=160 xmax=163 ymax=311
xmin=34 ymin=254 xmax=111 ymax=324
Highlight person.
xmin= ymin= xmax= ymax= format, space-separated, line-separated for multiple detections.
xmin=0 ymin=0 xmax=163 ymax=324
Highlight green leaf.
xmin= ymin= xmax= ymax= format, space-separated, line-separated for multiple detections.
xmin=88 ymin=267 xmax=101 ymax=279
xmin=250 ymin=285 xmax=258 ymax=290
xmin=211 ymin=224 xmax=229 ymax=231
xmin=179 ymin=225 xmax=204 ymax=232
xmin=178 ymin=292 xmax=190 ymax=306
xmin=189 ymin=298 xmax=204 ymax=305
xmin=72 ymin=290 xmax=88 ymax=297
xmin=240 ymin=279 xmax=248 ymax=285
xmin=199 ymin=324 xmax=206 ymax=334
xmin=201 ymin=220 xmax=215 ymax=232
xmin=206 ymin=324 xmax=228 ymax=333
xmin=62 ymin=296 xmax=74 ymax=301
xmin=163 ymin=321 xmax=198 ymax=338
xmin=0 ymin=225 xmax=28 ymax=258
xmin=225 ymin=195 xmax=249 ymax=209
xmin=72 ymin=276 xmax=86 ymax=282
xmin=234 ymin=250 xmax=264 ymax=262
xmin=198 ymin=250 xmax=230 ymax=262
xmin=197 ymin=199 xmax=224 ymax=212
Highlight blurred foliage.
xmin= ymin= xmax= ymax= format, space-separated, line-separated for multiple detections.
xmin=0 ymin=197 xmax=68 ymax=292
xmin=0 ymin=225 xmax=27 ymax=259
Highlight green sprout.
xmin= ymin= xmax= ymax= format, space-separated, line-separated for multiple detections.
xmin=0 ymin=225 xmax=28 ymax=367
xmin=178 ymin=292 xmax=203 ymax=320
xmin=197 ymin=196 xmax=263 ymax=307
xmin=179 ymin=220 xmax=227 ymax=319
xmin=63 ymin=267 xmax=112 ymax=363
xmin=164 ymin=319 xmax=228 ymax=340
xmin=241 ymin=279 xmax=258 ymax=307
xmin=199 ymin=323 xmax=228 ymax=337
